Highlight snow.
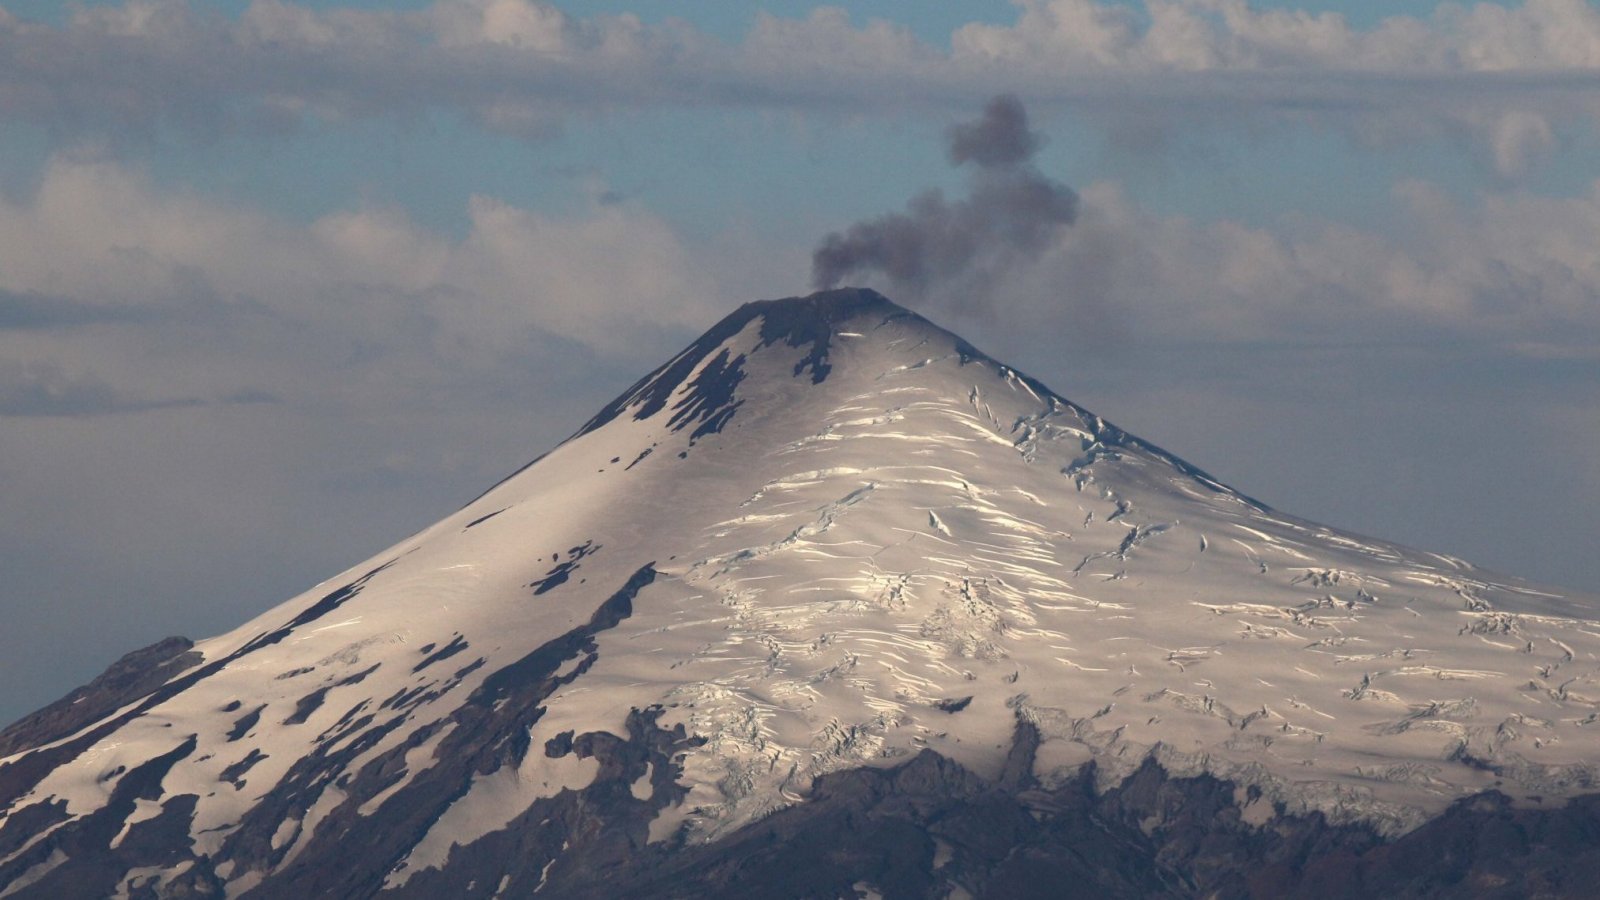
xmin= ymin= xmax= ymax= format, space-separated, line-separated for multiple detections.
xmin=4 ymin=292 xmax=1599 ymax=887
xmin=390 ymin=751 xmax=598 ymax=886
xmin=107 ymin=798 xmax=164 ymax=849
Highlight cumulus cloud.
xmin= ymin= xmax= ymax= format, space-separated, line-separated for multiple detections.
xmin=15 ymin=129 xmax=1589 ymax=410
xmin=947 ymin=0 xmax=1600 ymax=174
xmin=795 ymin=89 xmax=1600 ymax=351
xmin=952 ymin=176 xmax=1600 ymax=359
xmin=0 ymin=155 xmax=720 ymax=364
xmin=822 ymin=87 xmax=1600 ymax=337
xmin=0 ymin=0 xmax=1597 ymax=164
xmin=949 ymin=0 xmax=1600 ymax=73
xmin=811 ymin=95 xmax=1078 ymax=301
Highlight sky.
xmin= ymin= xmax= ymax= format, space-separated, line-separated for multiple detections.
xmin=1 ymin=0 xmax=1598 ymax=726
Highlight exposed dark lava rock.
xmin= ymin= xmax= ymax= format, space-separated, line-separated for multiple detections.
xmin=0 ymin=636 xmax=199 ymax=759
xmin=528 ymin=721 xmax=1600 ymax=900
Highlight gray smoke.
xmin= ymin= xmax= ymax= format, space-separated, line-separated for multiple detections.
xmin=946 ymin=94 xmax=1040 ymax=168
xmin=811 ymin=95 xmax=1077 ymax=294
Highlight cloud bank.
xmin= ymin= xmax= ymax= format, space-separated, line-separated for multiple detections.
xmin=0 ymin=154 xmax=721 ymax=373
xmin=2 ymin=0 xmax=1598 ymax=168
xmin=5 ymin=148 xmax=1595 ymax=425
xmin=947 ymin=174 xmax=1600 ymax=363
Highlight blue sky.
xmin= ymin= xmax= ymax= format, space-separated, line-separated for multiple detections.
xmin=1 ymin=0 xmax=1598 ymax=724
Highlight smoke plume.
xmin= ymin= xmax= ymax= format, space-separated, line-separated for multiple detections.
xmin=811 ymin=95 xmax=1077 ymax=295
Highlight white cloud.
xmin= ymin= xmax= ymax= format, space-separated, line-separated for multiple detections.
xmin=950 ymin=0 xmax=1600 ymax=73
xmin=2 ymin=0 xmax=1597 ymax=163
xmin=437 ymin=0 xmax=574 ymax=50
xmin=0 ymin=155 xmax=718 ymax=348
xmin=5 ymin=146 xmax=1594 ymax=425
xmin=742 ymin=7 xmax=931 ymax=72
xmin=443 ymin=193 xmax=718 ymax=351
xmin=892 ymin=175 xmax=1600 ymax=358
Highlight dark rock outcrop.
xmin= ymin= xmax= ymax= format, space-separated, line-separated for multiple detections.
xmin=331 ymin=717 xmax=1600 ymax=900
xmin=11 ymin=663 xmax=1599 ymax=898
xmin=0 ymin=636 xmax=199 ymax=759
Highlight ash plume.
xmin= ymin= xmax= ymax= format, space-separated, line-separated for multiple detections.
xmin=811 ymin=95 xmax=1077 ymax=296
xmin=947 ymin=93 xmax=1040 ymax=168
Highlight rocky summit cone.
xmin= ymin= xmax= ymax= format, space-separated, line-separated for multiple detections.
xmin=4 ymin=288 xmax=1600 ymax=898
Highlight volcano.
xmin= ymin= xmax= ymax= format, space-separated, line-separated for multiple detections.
xmin=3 ymin=288 xmax=1600 ymax=898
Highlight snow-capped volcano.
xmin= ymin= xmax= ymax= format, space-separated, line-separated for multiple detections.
xmin=3 ymin=288 xmax=1599 ymax=898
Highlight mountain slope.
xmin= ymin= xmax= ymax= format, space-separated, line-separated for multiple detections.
xmin=3 ymin=288 xmax=1598 ymax=898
